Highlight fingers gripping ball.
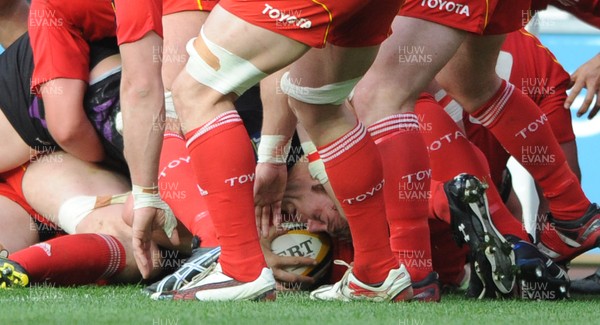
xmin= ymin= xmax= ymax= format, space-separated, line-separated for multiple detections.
xmin=271 ymin=229 xmax=332 ymax=283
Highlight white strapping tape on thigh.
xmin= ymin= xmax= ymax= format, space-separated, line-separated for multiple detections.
xmin=58 ymin=193 xmax=129 ymax=234
xmin=185 ymin=27 xmax=267 ymax=96
xmin=164 ymin=91 xmax=178 ymax=119
xmin=280 ymin=71 xmax=361 ymax=106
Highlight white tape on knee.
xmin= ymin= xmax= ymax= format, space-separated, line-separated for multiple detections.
xmin=280 ymin=72 xmax=361 ymax=106
xmin=185 ymin=28 xmax=267 ymax=96
xmin=58 ymin=196 xmax=97 ymax=234
xmin=57 ymin=194 xmax=129 ymax=234
xmin=165 ymin=91 xmax=178 ymax=119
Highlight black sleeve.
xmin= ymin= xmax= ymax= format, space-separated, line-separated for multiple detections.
xmin=0 ymin=33 xmax=58 ymax=152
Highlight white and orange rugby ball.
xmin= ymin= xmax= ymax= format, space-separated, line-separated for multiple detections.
xmin=271 ymin=229 xmax=332 ymax=280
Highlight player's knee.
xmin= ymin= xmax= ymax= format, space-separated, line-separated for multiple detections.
xmin=58 ymin=196 xmax=98 ymax=234
xmin=179 ymin=27 xmax=267 ymax=96
xmin=119 ymin=60 xmax=163 ymax=107
xmin=171 ymin=70 xmax=206 ymax=120
xmin=60 ymin=195 xmax=129 ymax=235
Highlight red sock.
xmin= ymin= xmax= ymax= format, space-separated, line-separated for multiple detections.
xmin=471 ymin=80 xmax=589 ymax=220
xmin=159 ymin=132 xmax=218 ymax=247
xmin=10 ymin=234 xmax=125 ymax=286
xmin=318 ymin=123 xmax=397 ymax=284
xmin=368 ymin=113 xmax=433 ymax=282
xmin=416 ymin=95 xmax=529 ymax=240
xmin=185 ymin=111 xmax=265 ymax=281
xmin=430 ymin=180 xmax=451 ymax=224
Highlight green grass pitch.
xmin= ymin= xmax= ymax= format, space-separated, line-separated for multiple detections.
xmin=2 ymin=285 xmax=600 ymax=325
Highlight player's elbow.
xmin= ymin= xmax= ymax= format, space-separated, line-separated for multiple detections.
xmin=49 ymin=123 xmax=87 ymax=146
xmin=48 ymin=121 xmax=104 ymax=161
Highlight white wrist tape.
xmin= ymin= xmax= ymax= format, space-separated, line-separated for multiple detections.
xmin=301 ymin=141 xmax=329 ymax=185
xmin=132 ymin=185 xmax=178 ymax=238
xmin=258 ymin=135 xmax=291 ymax=164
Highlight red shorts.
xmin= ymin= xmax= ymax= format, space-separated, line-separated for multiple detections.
xmin=218 ymin=0 xmax=404 ymax=48
xmin=543 ymin=95 xmax=574 ymax=144
xmin=0 ymin=182 xmax=36 ymax=220
xmin=163 ymin=0 xmax=218 ymax=15
xmin=29 ymin=0 xmax=116 ymax=94
xmin=502 ymin=29 xmax=575 ymax=144
xmin=400 ymin=0 xmax=532 ymax=35
xmin=113 ymin=0 xmax=163 ymax=44
xmin=0 ymin=166 xmax=58 ymax=230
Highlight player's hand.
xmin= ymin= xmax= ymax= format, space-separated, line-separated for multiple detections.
xmin=125 ymin=195 xmax=180 ymax=279
xmin=259 ymin=227 xmax=316 ymax=288
xmin=565 ymin=53 xmax=600 ymax=119
xmin=254 ymin=162 xmax=287 ymax=237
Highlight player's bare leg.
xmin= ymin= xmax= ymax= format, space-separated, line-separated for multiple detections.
xmin=162 ymin=10 xmax=209 ymax=134
xmin=353 ymin=16 xmax=466 ymax=125
xmin=275 ymin=45 xmax=411 ymax=302
xmin=438 ymin=34 xmax=600 ymax=266
xmin=171 ymin=3 xmax=413 ymax=301
xmin=18 ymin=153 xmax=167 ymax=284
xmin=169 ymin=5 xmax=307 ymax=301
xmin=350 ymin=16 xmax=467 ymax=301
xmin=350 ymin=14 xmax=569 ymax=298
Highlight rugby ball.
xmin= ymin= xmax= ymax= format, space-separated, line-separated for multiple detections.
xmin=271 ymin=229 xmax=332 ymax=282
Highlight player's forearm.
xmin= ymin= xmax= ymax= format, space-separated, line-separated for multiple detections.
xmin=51 ymin=122 xmax=106 ymax=162
xmin=259 ymin=74 xmax=297 ymax=164
xmin=121 ymin=84 xmax=164 ymax=187
xmin=118 ymin=34 xmax=165 ymax=188
xmin=45 ymin=105 xmax=106 ymax=162
xmin=260 ymin=70 xmax=297 ymax=141
xmin=261 ymin=100 xmax=297 ymax=139
xmin=43 ymin=78 xmax=105 ymax=162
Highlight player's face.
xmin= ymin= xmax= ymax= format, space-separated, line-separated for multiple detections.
xmin=282 ymin=165 xmax=349 ymax=239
